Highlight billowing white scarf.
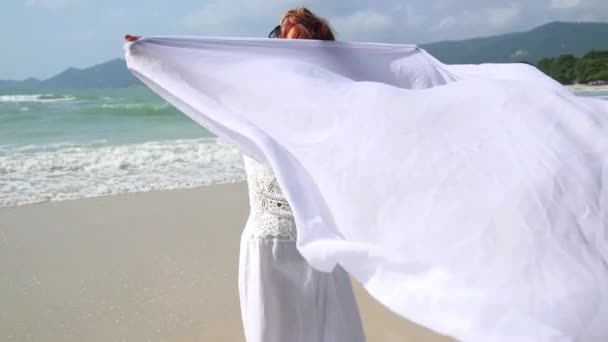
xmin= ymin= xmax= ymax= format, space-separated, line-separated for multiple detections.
xmin=125 ymin=37 xmax=608 ymax=342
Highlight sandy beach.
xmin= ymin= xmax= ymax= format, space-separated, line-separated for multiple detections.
xmin=566 ymin=84 xmax=608 ymax=92
xmin=0 ymin=183 xmax=452 ymax=342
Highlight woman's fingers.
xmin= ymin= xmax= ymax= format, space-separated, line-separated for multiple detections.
xmin=125 ymin=35 xmax=140 ymax=42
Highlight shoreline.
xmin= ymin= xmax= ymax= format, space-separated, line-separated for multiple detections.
xmin=566 ymin=84 xmax=608 ymax=91
xmin=0 ymin=183 xmax=452 ymax=342
xmin=0 ymin=180 xmax=245 ymax=209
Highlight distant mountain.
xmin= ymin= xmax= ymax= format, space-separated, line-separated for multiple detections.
xmin=40 ymin=58 xmax=140 ymax=89
xmin=2 ymin=21 xmax=608 ymax=89
xmin=0 ymin=58 xmax=140 ymax=90
xmin=421 ymin=21 xmax=608 ymax=64
xmin=0 ymin=77 xmax=41 ymax=90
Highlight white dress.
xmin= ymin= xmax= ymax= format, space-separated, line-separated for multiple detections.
xmin=239 ymin=155 xmax=365 ymax=342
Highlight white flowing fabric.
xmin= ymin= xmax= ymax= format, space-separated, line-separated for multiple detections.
xmin=125 ymin=37 xmax=608 ymax=342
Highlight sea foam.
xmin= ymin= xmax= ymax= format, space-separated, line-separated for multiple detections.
xmin=0 ymin=94 xmax=76 ymax=103
xmin=0 ymin=138 xmax=245 ymax=207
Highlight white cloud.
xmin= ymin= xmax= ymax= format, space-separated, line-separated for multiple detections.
xmin=437 ymin=16 xmax=456 ymax=30
xmin=483 ymin=3 xmax=522 ymax=28
xmin=183 ymin=0 xmax=301 ymax=35
xmin=333 ymin=10 xmax=394 ymax=37
xmin=183 ymin=2 xmax=236 ymax=31
xmin=182 ymin=0 xmax=301 ymax=37
xmin=25 ymin=0 xmax=81 ymax=8
xmin=550 ymin=0 xmax=582 ymax=9
xmin=510 ymin=49 xmax=529 ymax=58
xmin=180 ymin=0 xmax=606 ymax=43
xmin=448 ymin=2 xmax=523 ymax=40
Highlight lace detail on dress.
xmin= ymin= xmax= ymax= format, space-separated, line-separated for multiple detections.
xmin=243 ymin=155 xmax=297 ymax=240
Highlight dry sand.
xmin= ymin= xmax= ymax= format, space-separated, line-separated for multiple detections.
xmin=0 ymin=183 xmax=452 ymax=342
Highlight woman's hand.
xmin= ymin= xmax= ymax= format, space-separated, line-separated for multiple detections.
xmin=125 ymin=34 xmax=140 ymax=42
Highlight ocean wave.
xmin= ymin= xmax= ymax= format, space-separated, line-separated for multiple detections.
xmin=80 ymin=102 xmax=177 ymax=116
xmin=101 ymin=103 xmax=164 ymax=109
xmin=0 ymin=94 xmax=76 ymax=103
xmin=0 ymin=138 xmax=245 ymax=207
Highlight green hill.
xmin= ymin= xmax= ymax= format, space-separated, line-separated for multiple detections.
xmin=0 ymin=59 xmax=140 ymax=90
xmin=40 ymin=58 xmax=140 ymax=89
xmin=537 ymin=50 xmax=608 ymax=84
xmin=421 ymin=21 xmax=608 ymax=64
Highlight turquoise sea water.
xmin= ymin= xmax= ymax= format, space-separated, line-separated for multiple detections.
xmin=0 ymin=88 xmax=210 ymax=146
xmin=0 ymin=87 xmax=606 ymax=207
xmin=571 ymin=88 xmax=608 ymax=100
xmin=0 ymin=88 xmax=244 ymax=207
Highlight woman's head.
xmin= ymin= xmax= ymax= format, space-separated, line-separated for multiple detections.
xmin=270 ymin=8 xmax=335 ymax=41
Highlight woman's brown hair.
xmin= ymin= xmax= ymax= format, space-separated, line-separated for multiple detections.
xmin=280 ymin=8 xmax=335 ymax=41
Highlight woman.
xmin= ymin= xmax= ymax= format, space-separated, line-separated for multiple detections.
xmin=239 ymin=8 xmax=365 ymax=342
xmin=126 ymin=7 xmax=365 ymax=342
xmin=126 ymin=10 xmax=608 ymax=342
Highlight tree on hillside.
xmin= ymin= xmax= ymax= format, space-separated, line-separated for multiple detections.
xmin=537 ymin=50 xmax=608 ymax=84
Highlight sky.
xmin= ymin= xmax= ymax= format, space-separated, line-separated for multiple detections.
xmin=2 ymin=0 xmax=608 ymax=80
